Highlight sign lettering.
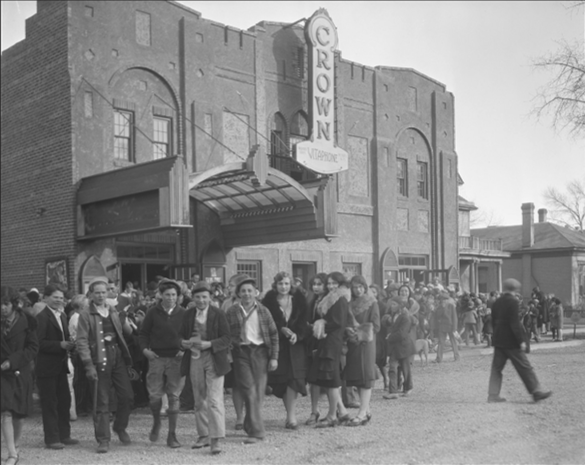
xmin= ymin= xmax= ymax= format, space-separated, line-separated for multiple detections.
xmin=294 ymin=9 xmax=349 ymax=174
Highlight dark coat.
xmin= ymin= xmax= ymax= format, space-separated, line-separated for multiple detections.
xmin=1 ymin=311 xmax=38 ymax=415
xmin=35 ymin=306 xmax=70 ymax=378
xmin=344 ymin=295 xmax=380 ymax=386
xmin=386 ymin=310 xmax=415 ymax=360
xmin=492 ymin=293 xmax=526 ymax=349
xmin=179 ymin=305 xmax=231 ymax=377
xmin=262 ymin=288 xmax=308 ymax=384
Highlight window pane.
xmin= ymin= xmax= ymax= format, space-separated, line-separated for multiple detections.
xmin=114 ymin=110 xmax=133 ymax=160
xmin=153 ymin=117 xmax=170 ymax=159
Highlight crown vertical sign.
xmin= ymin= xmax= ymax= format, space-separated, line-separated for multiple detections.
xmin=294 ymin=9 xmax=349 ymax=175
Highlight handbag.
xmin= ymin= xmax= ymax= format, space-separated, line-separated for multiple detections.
xmin=313 ymin=319 xmax=327 ymax=340
xmin=356 ymin=322 xmax=374 ymax=343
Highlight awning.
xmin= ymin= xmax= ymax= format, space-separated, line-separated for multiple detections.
xmin=189 ymin=150 xmax=335 ymax=248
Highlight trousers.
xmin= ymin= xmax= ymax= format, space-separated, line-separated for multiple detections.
xmin=90 ymin=344 xmax=134 ymax=444
xmin=388 ymin=355 xmax=412 ymax=394
xmin=232 ymin=345 xmax=268 ymax=439
xmin=437 ymin=330 xmax=460 ymax=362
xmin=190 ymin=351 xmax=225 ymax=439
xmin=37 ymin=371 xmax=71 ymax=445
xmin=146 ymin=356 xmax=185 ymax=412
xmin=488 ymin=347 xmax=541 ymax=397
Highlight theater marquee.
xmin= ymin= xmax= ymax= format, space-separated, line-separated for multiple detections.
xmin=295 ymin=9 xmax=349 ymax=175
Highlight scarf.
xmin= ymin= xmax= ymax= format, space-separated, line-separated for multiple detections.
xmin=317 ymin=287 xmax=351 ymax=317
xmin=349 ymin=292 xmax=377 ymax=316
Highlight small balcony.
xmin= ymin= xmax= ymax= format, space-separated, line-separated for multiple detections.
xmin=459 ymin=235 xmax=503 ymax=252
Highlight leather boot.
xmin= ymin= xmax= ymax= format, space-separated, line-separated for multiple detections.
xmin=149 ymin=399 xmax=163 ymax=442
xmin=166 ymin=411 xmax=181 ymax=448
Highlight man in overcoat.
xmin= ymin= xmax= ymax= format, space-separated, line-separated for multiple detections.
xmin=434 ymin=289 xmax=460 ymax=362
xmin=487 ymin=278 xmax=552 ymax=403
xmin=35 ymin=284 xmax=79 ymax=449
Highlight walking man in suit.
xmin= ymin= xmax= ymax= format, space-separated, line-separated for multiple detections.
xmin=35 ymin=284 xmax=79 ymax=449
xmin=179 ymin=281 xmax=231 ymax=455
xmin=487 ymin=278 xmax=552 ymax=403
xmin=434 ymin=289 xmax=460 ymax=362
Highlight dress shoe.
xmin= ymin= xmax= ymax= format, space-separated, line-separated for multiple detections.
xmin=46 ymin=443 xmax=65 ymax=450
xmin=210 ymin=438 xmax=222 ymax=455
xmin=235 ymin=422 xmax=244 ymax=431
xmin=191 ymin=436 xmax=210 ymax=449
xmin=305 ymin=412 xmax=320 ymax=426
xmin=402 ymin=389 xmax=413 ymax=397
xmin=315 ymin=417 xmax=337 ymax=428
xmin=114 ymin=428 xmax=131 ymax=445
xmin=383 ymin=393 xmax=399 ymax=400
xmin=96 ymin=441 xmax=109 ymax=454
xmin=61 ymin=438 xmax=79 ymax=446
xmin=487 ymin=396 xmax=507 ymax=403
xmin=243 ymin=437 xmax=263 ymax=445
xmin=533 ymin=390 xmax=552 ymax=402
xmin=285 ymin=420 xmax=298 ymax=430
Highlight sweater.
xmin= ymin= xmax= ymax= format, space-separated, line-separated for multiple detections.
xmin=139 ymin=303 xmax=186 ymax=357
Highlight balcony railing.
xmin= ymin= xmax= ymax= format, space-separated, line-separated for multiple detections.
xmin=459 ymin=235 xmax=503 ymax=251
xmin=268 ymin=154 xmax=318 ymax=183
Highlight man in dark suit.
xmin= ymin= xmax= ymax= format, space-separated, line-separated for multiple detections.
xmin=487 ymin=278 xmax=552 ymax=403
xmin=35 ymin=284 xmax=79 ymax=449
xmin=179 ymin=281 xmax=231 ymax=455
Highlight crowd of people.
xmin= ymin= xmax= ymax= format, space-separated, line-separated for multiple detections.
xmin=1 ymin=273 xmax=562 ymax=462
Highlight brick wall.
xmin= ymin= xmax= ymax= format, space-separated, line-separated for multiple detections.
xmin=1 ymin=1 xmax=74 ymax=290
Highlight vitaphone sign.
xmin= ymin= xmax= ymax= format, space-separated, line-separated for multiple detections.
xmin=295 ymin=9 xmax=349 ymax=175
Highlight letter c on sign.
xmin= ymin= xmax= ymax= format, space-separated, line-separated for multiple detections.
xmin=316 ymin=74 xmax=330 ymax=93
xmin=316 ymin=25 xmax=331 ymax=46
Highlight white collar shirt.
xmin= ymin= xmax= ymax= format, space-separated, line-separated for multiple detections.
xmin=196 ymin=305 xmax=209 ymax=325
xmin=240 ymin=302 xmax=263 ymax=346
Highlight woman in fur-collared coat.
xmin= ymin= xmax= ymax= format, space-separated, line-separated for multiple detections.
xmin=262 ymin=272 xmax=308 ymax=429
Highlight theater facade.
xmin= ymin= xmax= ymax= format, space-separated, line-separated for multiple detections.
xmin=1 ymin=1 xmax=460 ymax=293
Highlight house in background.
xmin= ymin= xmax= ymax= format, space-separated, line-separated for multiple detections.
xmin=472 ymin=203 xmax=585 ymax=306
xmin=458 ymin=195 xmax=510 ymax=294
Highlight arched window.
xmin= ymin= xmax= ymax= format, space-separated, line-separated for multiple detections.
xmin=270 ymin=113 xmax=287 ymax=157
xmin=290 ymin=111 xmax=309 ymax=148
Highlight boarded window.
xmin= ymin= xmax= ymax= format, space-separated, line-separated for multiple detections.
xmin=348 ymin=136 xmax=369 ymax=197
xmin=418 ymin=210 xmax=429 ymax=233
xmin=84 ymin=91 xmax=93 ymax=118
xmin=222 ymin=111 xmax=249 ymax=163
xmin=397 ymin=208 xmax=409 ymax=231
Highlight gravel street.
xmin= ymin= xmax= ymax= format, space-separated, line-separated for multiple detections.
xmin=2 ymin=338 xmax=584 ymax=465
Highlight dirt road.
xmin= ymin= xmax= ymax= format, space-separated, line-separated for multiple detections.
xmin=3 ymin=340 xmax=584 ymax=464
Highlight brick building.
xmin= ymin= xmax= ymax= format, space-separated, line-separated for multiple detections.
xmin=1 ymin=1 xmax=460 ymax=293
xmin=472 ymin=204 xmax=585 ymax=306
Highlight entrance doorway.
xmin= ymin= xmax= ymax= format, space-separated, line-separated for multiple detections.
xmin=292 ymin=262 xmax=316 ymax=294
xmin=120 ymin=262 xmax=170 ymax=293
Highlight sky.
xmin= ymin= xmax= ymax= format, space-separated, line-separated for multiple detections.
xmin=2 ymin=1 xmax=584 ymax=227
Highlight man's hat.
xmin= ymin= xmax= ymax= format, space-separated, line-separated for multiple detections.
xmin=158 ymin=278 xmax=182 ymax=293
xmin=235 ymin=274 xmax=256 ymax=294
xmin=191 ymin=281 xmax=212 ymax=295
xmin=88 ymin=277 xmax=109 ymax=290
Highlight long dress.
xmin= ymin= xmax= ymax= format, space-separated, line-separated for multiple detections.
xmin=263 ymin=288 xmax=308 ymax=398
xmin=309 ymin=287 xmax=351 ymax=388
xmin=344 ymin=294 xmax=380 ymax=389
xmin=1 ymin=311 xmax=39 ymax=416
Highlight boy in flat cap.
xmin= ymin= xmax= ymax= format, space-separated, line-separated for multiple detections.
xmin=179 ymin=281 xmax=231 ymax=454
xmin=139 ymin=278 xmax=186 ymax=448
xmin=225 ymin=275 xmax=279 ymax=444
xmin=76 ymin=277 xmax=134 ymax=454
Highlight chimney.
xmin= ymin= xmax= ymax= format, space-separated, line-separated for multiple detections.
xmin=521 ymin=203 xmax=535 ymax=248
xmin=538 ymin=208 xmax=548 ymax=223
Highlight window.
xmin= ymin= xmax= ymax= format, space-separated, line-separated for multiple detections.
xmin=153 ymin=116 xmax=171 ymax=159
xmin=296 ymin=47 xmax=305 ymax=79
xmin=417 ymin=161 xmax=428 ymax=199
xmin=342 ymin=263 xmax=362 ymax=278
xmin=114 ymin=110 xmax=134 ymax=161
xmin=290 ymin=112 xmax=309 ymax=147
xmin=236 ymin=260 xmax=262 ymax=291
xmin=397 ymin=158 xmax=408 ymax=196
xmin=398 ymin=255 xmax=427 ymax=267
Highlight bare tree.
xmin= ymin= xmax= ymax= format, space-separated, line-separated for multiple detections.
xmin=531 ymin=2 xmax=585 ymax=137
xmin=543 ymin=178 xmax=585 ymax=231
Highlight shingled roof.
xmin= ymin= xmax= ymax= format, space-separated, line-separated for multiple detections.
xmin=471 ymin=223 xmax=585 ymax=252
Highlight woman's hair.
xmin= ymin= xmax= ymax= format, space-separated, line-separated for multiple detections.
xmin=369 ymin=283 xmax=387 ymax=301
xmin=70 ymin=294 xmax=88 ymax=312
xmin=309 ymin=273 xmax=329 ymax=289
xmin=0 ymin=286 xmax=20 ymax=308
xmin=397 ymin=284 xmax=413 ymax=301
xmin=271 ymin=271 xmax=293 ymax=293
xmin=327 ymin=271 xmax=349 ymax=288
xmin=350 ymin=275 xmax=368 ymax=294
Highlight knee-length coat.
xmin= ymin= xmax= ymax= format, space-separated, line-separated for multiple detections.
xmin=344 ymin=293 xmax=380 ymax=388
xmin=262 ymin=288 xmax=308 ymax=396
